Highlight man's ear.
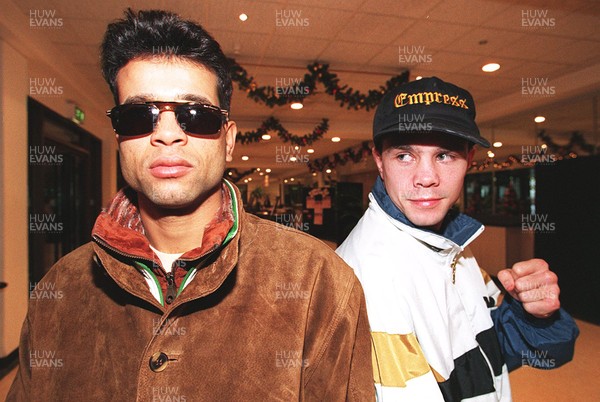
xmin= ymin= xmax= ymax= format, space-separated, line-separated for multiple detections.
xmin=372 ymin=146 xmax=385 ymax=180
xmin=467 ymin=145 xmax=476 ymax=166
xmin=224 ymin=121 xmax=238 ymax=162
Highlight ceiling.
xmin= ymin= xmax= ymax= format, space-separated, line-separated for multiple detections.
xmin=2 ymin=0 xmax=599 ymax=182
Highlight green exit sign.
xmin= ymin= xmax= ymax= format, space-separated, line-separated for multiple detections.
xmin=73 ymin=106 xmax=85 ymax=124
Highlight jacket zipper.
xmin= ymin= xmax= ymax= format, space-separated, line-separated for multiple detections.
xmin=165 ymin=271 xmax=177 ymax=305
xmin=451 ymin=254 xmax=459 ymax=284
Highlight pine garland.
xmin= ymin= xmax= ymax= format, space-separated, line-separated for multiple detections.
xmin=469 ymin=131 xmax=595 ymax=171
xmin=236 ymin=116 xmax=329 ymax=146
xmin=307 ymin=141 xmax=372 ymax=172
xmin=229 ymin=58 xmax=409 ymax=111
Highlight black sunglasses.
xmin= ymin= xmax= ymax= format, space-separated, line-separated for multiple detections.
xmin=106 ymin=101 xmax=228 ymax=137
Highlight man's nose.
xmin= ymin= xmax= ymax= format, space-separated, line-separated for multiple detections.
xmin=150 ymin=111 xmax=188 ymax=146
xmin=413 ymin=159 xmax=440 ymax=188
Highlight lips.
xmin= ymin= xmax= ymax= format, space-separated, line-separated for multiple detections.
xmin=408 ymin=198 xmax=442 ymax=208
xmin=149 ymin=157 xmax=193 ymax=178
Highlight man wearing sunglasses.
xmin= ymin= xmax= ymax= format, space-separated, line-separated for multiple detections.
xmin=8 ymin=9 xmax=373 ymax=401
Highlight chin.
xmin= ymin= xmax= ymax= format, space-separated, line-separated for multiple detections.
xmin=407 ymin=213 xmax=445 ymax=230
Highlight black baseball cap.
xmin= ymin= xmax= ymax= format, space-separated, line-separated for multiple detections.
xmin=373 ymin=76 xmax=490 ymax=147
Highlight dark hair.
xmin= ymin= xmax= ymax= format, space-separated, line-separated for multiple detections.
xmin=100 ymin=9 xmax=232 ymax=111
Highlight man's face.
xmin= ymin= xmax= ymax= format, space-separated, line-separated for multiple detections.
xmin=115 ymin=58 xmax=236 ymax=209
xmin=373 ymin=133 xmax=474 ymax=231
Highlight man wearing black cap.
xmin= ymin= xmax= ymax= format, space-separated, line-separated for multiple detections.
xmin=337 ymin=77 xmax=579 ymax=401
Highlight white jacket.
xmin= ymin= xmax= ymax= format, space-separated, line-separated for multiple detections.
xmin=337 ymin=178 xmax=511 ymax=402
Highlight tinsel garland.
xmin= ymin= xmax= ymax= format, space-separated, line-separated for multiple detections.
xmin=229 ymin=58 xmax=409 ymax=111
xmin=469 ymin=131 xmax=595 ymax=171
xmin=237 ymin=116 xmax=329 ymax=146
xmin=307 ymin=141 xmax=372 ymax=172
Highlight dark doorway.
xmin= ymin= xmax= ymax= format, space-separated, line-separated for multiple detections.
xmin=28 ymin=98 xmax=102 ymax=283
xmin=535 ymin=155 xmax=600 ymax=324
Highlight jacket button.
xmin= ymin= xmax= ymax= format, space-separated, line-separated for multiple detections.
xmin=149 ymin=352 xmax=169 ymax=372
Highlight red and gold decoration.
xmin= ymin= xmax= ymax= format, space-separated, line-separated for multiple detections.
xmin=236 ymin=116 xmax=329 ymax=146
xmin=306 ymin=187 xmax=331 ymax=225
xmin=229 ymin=58 xmax=410 ymax=111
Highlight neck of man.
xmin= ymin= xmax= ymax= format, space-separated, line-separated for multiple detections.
xmin=138 ymin=185 xmax=222 ymax=254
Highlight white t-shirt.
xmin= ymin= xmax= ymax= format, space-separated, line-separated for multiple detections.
xmin=149 ymin=245 xmax=184 ymax=273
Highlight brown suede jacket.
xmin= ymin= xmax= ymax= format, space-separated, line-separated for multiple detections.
xmin=8 ymin=180 xmax=374 ymax=401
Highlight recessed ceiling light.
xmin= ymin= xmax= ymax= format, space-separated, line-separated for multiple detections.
xmin=228 ymin=171 xmax=233 ymax=176
xmin=416 ymin=76 xmax=423 ymax=80
xmin=284 ymin=179 xmax=288 ymax=183
xmin=307 ymin=148 xmax=315 ymax=154
xmin=290 ymin=102 xmax=303 ymax=110
xmin=290 ymin=178 xmax=295 ymax=182
xmin=312 ymin=172 xmax=317 ymax=176
xmin=493 ymin=141 xmax=503 ymax=148
xmin=325 ymin=168 xmax=332 ymax=174
xmin=289 ymin=156 xmax=297 ymax=162
xmin=534 ymin=116 xmax=546 ymax=123
xmin=243 ymin=179 xmax=248 ymax=183
xmin=487 ymin=150 xmax=495 ymax=158
xmin=239 ymin=14 xmax=248 ymax=22
xmin=259 ymin=172 xmax=264 ymax=176
xmin=482 ymin=63 xmax=500 ymax=72
xmin=261 ymin=134 xmax=271 ymax=140
xmin=247 ymin=177 xmax=252 ymax=181
xmin=331 ymin=137 xmax=341 ymax=143
xmin=265 ymin=168 xmax=271 ymax=173
xmin=241 ymin=155 xmax=249 ymax=161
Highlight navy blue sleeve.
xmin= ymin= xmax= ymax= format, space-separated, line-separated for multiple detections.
xmin=491 ymin=295 xmax=579 ymax=372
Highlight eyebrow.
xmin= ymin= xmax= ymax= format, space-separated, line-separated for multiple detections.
xmin=122 ymin=93 xmax=216 ymax=105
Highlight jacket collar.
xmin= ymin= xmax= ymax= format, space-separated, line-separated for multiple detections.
xmin=371 ymin=175 xmax=483 ymax=249
xmin=92 ymin=179 xmax=239 ymax=264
